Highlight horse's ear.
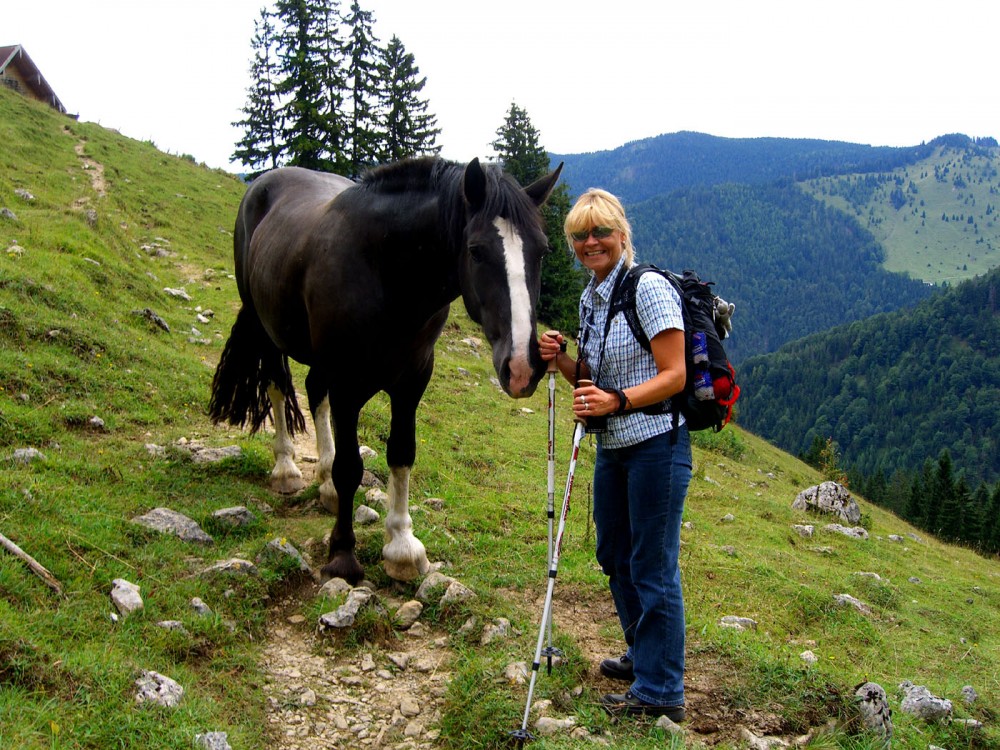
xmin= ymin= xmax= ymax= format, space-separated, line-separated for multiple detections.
xmin=463 ymin=158 xmax=487 ymax=211
xmin=524 ymin=162 xmax=563 ymax=207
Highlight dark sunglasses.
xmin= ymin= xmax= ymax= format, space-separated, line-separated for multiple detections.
xmin=570 ymin=226 xmax=615 ymax=242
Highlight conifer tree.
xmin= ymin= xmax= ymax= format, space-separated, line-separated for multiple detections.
xmin=491 ymin=102 xmax=585 ymax=334
xmin=964 ymin=482 xmax=988 ymax=550
xmin=376 ymin=35 xmax=441 ymax=162
xmin=273 ymin=0 xmax=342 ymax=171
xmin=232 ymin=8 xmax=284 ymax=175
xmin=342 ymin=0 xmax=381 ymax=175
xmin=938 ymin=471 xmax=967 ymax=542
xmin=925 ymin=449 xmax=954 ymax=535
xmin=982 ymin=482 xmax=1000 ymax=553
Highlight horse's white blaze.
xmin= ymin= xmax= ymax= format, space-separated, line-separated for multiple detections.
xmin=382 ymin=466 xmax=430 ymax=581
xmin=495 ymin=217 xmax=533 ymax=394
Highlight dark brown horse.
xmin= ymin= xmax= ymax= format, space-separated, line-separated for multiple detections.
xmin=209 ymin=157 xmax=562 ymax=584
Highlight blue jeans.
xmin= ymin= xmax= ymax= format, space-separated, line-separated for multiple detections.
xmin=593 ymin=426 xmax=692 ymax=706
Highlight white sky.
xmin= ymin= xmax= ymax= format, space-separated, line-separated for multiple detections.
xmin=6 ymin=0 xmax=998 ymax=173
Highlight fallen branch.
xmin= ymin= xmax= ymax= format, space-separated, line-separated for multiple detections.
xmin=0 ymin=531 xmax=63 ymax=595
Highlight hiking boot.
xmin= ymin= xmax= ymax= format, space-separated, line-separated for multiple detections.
xmin=599 ymin=654 xmax=634 ymax=681
xmin=601 ymin=691 xmax=686 ymax=721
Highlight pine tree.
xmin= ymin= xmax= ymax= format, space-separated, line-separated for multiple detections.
xmin=376 ymin=35 xmax=441 ymax=162
xmin=342 ymin=0 xmax=381 ymax=175
xmin=925 ymin=449 xmax=954 ymax=535
xmin=938 ymin=472 xmax=966 ymax=542
xmin=273 ymin=0 xmax=341 ymax=171
xmin=905 ymin=467 xmax=924 ymax=526
xmin=964 ymin=482 xmax=988 ymax=550
xmin=491 ymin=102 xmax=585 ymax=334
xmin=982 ymin=482 xmax=1000 ymax=554
xmin=232 ymin=8 xmax=284 ymax=175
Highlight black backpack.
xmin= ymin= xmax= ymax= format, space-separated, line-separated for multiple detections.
xmin=609 ymin=264 xmax=740 ymax=432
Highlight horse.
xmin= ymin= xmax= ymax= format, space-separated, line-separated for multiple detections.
xmin=208 ymin=156 xmax=562 ymax=585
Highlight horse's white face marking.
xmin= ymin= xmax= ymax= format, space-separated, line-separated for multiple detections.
xmin=494 ymin=217 xmax=533 ymax=394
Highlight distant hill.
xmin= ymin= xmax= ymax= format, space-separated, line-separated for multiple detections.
xmin=738 ymin=265 xmax=1000 ymax=487
xmin=627 ymin=181 xmax=935 ymax=364
xmin=801 ymin=135 xmax=1000 ymax=285
xmin=551 ymin=130 xmax=932 ymax=203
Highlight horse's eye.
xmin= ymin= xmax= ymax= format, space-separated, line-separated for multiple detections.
xmin=468 ymin=244 xmax=487 ymax=264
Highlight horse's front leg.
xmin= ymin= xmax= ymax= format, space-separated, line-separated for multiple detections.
xmin=382 ymin=374 xmax=432 ymax=582
xmin=317 ymin=399 xmax=364 ymax=585
xmin=266 ymin=385 xmax=305 ymax=494
xmin=382 ymin=465 xmax=430 ymax=581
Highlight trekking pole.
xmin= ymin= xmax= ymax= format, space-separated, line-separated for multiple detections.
xmin=541 ymin=341 xmax=563 ymax=673
xmin=511 ymin=413 xmax=587 ymax=746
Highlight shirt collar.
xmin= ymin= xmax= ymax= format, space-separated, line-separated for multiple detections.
xmin=592 ymin=256 xmax=630 ymax=303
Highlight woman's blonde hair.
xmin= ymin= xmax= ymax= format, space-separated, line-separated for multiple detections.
xmin=564 ymin=188 xmax=634 ymax=266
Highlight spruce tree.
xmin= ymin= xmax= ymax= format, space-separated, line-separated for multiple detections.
xmin=491 ymin=102 xmax=585 ymax=334
xmin=964 ymin=482 xmax=988 ymax=550
xmin=375 ymin=35 xmax=441 ymax=162
xmin=342 ymin=0 xmax=381 ymax=175
xmin=982 ymin=482 xmax=1000 ymax=554
xmin=273 ymin=0 xmax=341 ymax=171
xmin=938 ymin=472 xmax=967 ymax=542
xmin=232 ymin=8 xmax=284 ymax=175
xmin=925 ymin=449 xmax=954 ymax=535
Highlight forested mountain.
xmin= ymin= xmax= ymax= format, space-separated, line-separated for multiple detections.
xmin=552 ymin=131 xmax=932 ymax=203
xmin=627 ymin=181 xmax=935 ymax=364
xmin=738 ymin=266 xmax=1000 ymax=487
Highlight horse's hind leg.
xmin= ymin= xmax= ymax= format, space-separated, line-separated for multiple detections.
xmin=267 ymin=385 xmax=305 ymax=494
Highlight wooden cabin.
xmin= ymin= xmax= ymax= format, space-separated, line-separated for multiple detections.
xmin=0 ymin=44 xmax=68 ymax=114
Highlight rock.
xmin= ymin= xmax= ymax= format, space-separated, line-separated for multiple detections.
xmin=655 ymin=715 xmax=684 ymax=735
xmin=354 ymin=504 xmax=380 ymax=524
xmin=394 ymin=600 xmax=423 ymax=629
xmin=2 ymin=207 xmax=18 ymax=220
xmin=14 ymin=188 xmax=34 ymax=201
xmin=134 ymin=670 xmax=183 ymax=707
xmin=188 ymin=445 xmax=242 ymax=464
xmin=800 ymin=650 xmax=818 ymax=664
xmin=318 ymin=577 xmax=352 ymax=599
xmin=200 ymin=558 xmax=259 ymax=577
xmin=739 ymin=726 xmax=789 ymax=749
xmin=504 ymin=662 xmax=528 ymax=684
xmin=480 ymin=617 xmax=511 ymax=645
xmin=194 ymin=732 xmax=232 ymax=750
xmin=163 ymin=287 xmax=191 ymax=300
xmin=415 ymin=572 xmax=456 ymax=602
xmin=318 ymin=587 xmax=378 ymax=629
xmin=899 ymin=683 xmax=952 ymax=721
xmin=210 ymin=506 xmax=256 ymax=528
xmin=156 ymin=620 xmax=190 ymax=635
xmin=110 ymin=579 xmax=143 ymax=616
xmin=792 ymin=481 xmax=861 ymax=524
xmin=962 ymin=685 xmax=978 ymax=704
xmin=132 ymin=507 xmax=214 ymax=544
xmin=399 ymin=695 xmax=421 ymax=717
xmin=833 ymin=593 xmax=871 ymax=615
xmin=534 ymin=716 xmax=576 ymax=735
xmin=721 ymin=513 xmax=736 ymax=522
xmin=791 ymin=524 xmax=814 ymax=537
xmin=359 ymin=445 xmax=377 ymax=460
xmin=190 ymin=597 xmax=213 ymax=616
xmin=953 ymin=718 xmax=983 ymax=730
xmin=256 ymin=537 xmax=312 ymax=577
xmin=11 ymin=447 xmax=45 ymax=464
xmin=854 ymin=682 xmax=892 ymax=740
xmin=300 ymin=688 xmax=317 ymax=706
xmin=823 ymin=523 xmax=869 ymax=540
xmin=719 ymin=615 xmax=757 ymax=631
xmin=365 ymin=487 xmax=388 ymax=508
xmin=440 ymin=580 xmax=476 ymax=605
xmin=887 ymin=534 xmax=905 ymax=542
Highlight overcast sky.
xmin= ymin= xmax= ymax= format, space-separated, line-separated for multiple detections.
xmin=7 ymin=0 xmax=998 ymax=173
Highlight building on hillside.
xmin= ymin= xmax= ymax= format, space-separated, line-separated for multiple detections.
xmin=0 ymin=44 xmax=68 ymax=114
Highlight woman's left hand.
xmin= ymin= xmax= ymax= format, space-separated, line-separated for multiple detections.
xmin=572 ymin=384 xmax=617 ymax=418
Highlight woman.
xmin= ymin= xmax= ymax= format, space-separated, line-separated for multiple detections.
xmin=538 ymin=188 xmax=691 ymax=722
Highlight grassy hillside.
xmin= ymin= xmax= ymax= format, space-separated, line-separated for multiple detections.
xmin=801 ymin=140 xmax=1000 ymax=285
xmin=2 ymin=87 xmax=999 ymax=749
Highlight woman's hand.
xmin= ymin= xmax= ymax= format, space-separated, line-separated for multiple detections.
xmin=572 ymin=382 xmax=620 ymax=418
xmin=539 ymin=330 xmax=563 ymax=363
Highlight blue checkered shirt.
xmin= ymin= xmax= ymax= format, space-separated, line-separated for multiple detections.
xmin=578 ymin=258 xmax=685 ymax=448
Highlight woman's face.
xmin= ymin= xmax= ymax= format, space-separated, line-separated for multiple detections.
xmin=571 ymin=224 xmax=623 ymax=281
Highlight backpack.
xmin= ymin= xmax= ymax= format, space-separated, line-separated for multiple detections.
xmin=609 ymin=264 xmax=741 ymax=432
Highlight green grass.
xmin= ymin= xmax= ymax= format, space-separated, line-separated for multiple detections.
xmin=1 ymin=85 xmax=999 ymax=748
xmin=801 ymin=144 xmax=1000 ymax=285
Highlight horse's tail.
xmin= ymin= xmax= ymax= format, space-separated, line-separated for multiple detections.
xmin=208 ymin=305 xmax=307 ymax=435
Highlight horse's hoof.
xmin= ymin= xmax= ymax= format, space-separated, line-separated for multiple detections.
xmin=271 ymin=475 xmax=307 ymax=495
xmin=382 ymin=554 xmax=431 ymax=583
xmin=320 ymin=554 xmax=364 ymax=586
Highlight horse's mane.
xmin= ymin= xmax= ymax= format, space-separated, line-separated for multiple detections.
xmin=359 ymin=157 xmax=545 ymax=249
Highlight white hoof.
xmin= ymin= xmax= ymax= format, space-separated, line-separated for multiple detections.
xmin=382 ymin=533 xmax=430 ymax=582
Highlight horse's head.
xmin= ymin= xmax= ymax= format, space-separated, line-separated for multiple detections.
xmin=457 ymin=159 xmax=563 ymax=398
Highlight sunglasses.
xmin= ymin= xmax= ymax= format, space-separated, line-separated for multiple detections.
xmin=571 ymin=226 xmax=615 ymax=242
